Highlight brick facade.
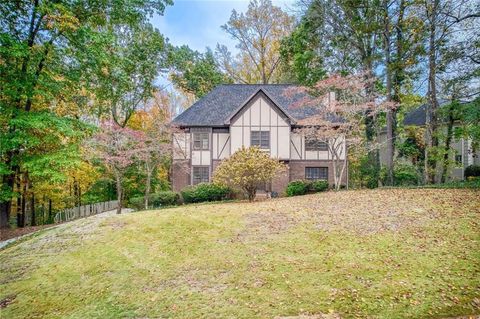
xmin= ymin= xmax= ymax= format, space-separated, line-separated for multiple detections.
xmin=288 ymin=160 xmax=347 ymax=187
xmin=172 ymin=160 xmax=190 ymax=192
xmin=271 ymin=168 xmax=290 ymax=195
xmin=172 ymin=159 xmax=347 ymax=194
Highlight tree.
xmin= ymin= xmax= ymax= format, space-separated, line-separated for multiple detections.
xmin=0 ymin=110 xmax=92 ymax=227
xmin=280 ymin=19 xmax=326 ymax=86
xmin=89 ymin=121 xmax=143 ymax=214
xmin=293 ymin=0 xmax=385 ymax=186
xmin=213 ymin=147 xmax=285 ymax=201
xmin=0 ymin=0 xmax=172 ymax=227
xmin=92 ymin=23 xmax=167 ymax=127
xmin=420 ymin=0 xmax=479 ymax=183
xmin=128 ymin=96 xmax=172 ymax=209
xmin=215 ymin=0 xmax=295 ymax=84
xmin=381 ymin=0 xmax=425 ymax=185
xmin=168 ymin=46 xmax=231 ymax=98
xmin=286 ymin=74 xmax=390 ymax=190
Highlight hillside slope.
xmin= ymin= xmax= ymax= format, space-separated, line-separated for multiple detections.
xmin=1 ymin=189 xmax=479 ymax=318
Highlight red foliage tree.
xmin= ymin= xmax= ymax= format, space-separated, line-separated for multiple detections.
xmin=286 ymin=74 xmax=392 ymax=190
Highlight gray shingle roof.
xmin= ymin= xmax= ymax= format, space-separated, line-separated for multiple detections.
xmin=403 ymin=100 xmax=451 ymax=126
xmin=171 ymin=84 xmax=319 ymax=126
xmin=403 ymin=104 xmax=428 ymax=126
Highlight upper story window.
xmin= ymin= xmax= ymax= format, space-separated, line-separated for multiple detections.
xmin=193 ymin=132 xmax=209 ymax=150
xmin=251 ymin=131 xmax=270 ymax=149
xmin=455 ymin=154 xmax=462 ymax=166
xmin=305 ymin=138 xmax=328 ymax=151
xmin=305 ymin=167 xmax=328 ymax=180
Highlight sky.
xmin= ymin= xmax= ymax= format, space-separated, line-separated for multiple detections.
xmin=152 ymin=0 xmax=296 ymax=52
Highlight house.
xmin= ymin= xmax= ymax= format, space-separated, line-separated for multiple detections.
xmin=378 ymin=102 xmax=479 ymax=181
xmin=170 ymin=84 xmax=347 ymax=194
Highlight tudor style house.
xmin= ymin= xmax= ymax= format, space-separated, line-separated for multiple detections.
xmin=170 ymin=84 xmax=347 ymax=194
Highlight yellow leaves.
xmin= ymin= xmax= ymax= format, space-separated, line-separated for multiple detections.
xmin=101 ymin=66 xmax=109 ymax=76
xmin=45 ymin=9 xmax=80 ymax=33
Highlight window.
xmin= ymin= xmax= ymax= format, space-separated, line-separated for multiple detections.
xmin=305 ymin=167 xmax=328 ymax=180
xmin=193 ymin=166 xmax=209 ymax=184
xmin=455 ymin=154 xmax=462 ymax=166
xmin=193 ymin=132 xmax=209 ymax=150
xmin=251 ymin=131 xmax=270 ymax=149
xmin=305 ymin=138 xmax=328 ymax=151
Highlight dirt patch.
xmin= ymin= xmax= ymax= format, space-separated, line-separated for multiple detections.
xmin=0 ymin=294 xmax=16 ymax=309
xmin=0 ymin=225 xmax=55 ymax=241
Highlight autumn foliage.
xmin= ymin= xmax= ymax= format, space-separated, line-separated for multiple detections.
xmin=213 ymin=147 xmax=286 ymax=201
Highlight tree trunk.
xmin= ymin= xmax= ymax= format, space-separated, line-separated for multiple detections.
xmin=20 ymin=180 xmax=27 ymax=227
xmin=144 ymin=166 xmax=152 ymax=210
xmin=0 ymin=201 xmax=10 ymax=229
xmin=425 ymin=0 xmax=440 ymax=184
xmin=441 ymin=103 xmax=455 ymax=183
xmin=246 ymin=185 xmax=256 ymax=202
xmin=31 ymin=193 xmax=36 ymax=226
xmin=48 ymin=199 xmax=53 ymax=224
xmin=363 ymin=66 xmax=381 ymax=187
xmin=115 ymin=171 xmax=122 ymax=214
xmin=383 ymin=0 xmax=394 ymax=186
xmin=0 ymin=165 xmax=15 ymax=229
xmin=16 ymin=174 xmax=22 ymax=227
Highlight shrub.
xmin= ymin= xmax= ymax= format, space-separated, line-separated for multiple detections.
xmin=286 ymin=179 xmax=329 ymax=196
xmin=393 ymin=164 xmax=420 ymax=186
xmin=150 ymin=191 xmax=180 ymax=207
xmin=213 ymin=146 xmax=286 ymax=201
xmin=310 ymin=180 xmax=329 ymax=192
xmin=128 ymin=196 xmax=146 ymax=210
xmin=128 ymin=191 xmax=180 ymax=210
xmin=286 ymin=180 xmax=310 ymax=196
xmin=181 ymin=183 xmax=231 ymax=203
xmin=465 ymin=165 xmax=480 ymax=178
xmin=380 ymin=163 xmax=420 ymax=186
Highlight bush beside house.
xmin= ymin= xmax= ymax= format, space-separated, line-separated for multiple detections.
xmin=180 ymin=183 xmax=232 ymax=203
xmin=213 ymin=147 xmax=286 ymax=202
xmin=286 ymin=180 xmax=329 ymax=196
xmin=465 ymin=165 xmax=480 ymax=179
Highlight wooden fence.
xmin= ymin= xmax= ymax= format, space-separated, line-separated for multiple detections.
xmin=54 ymin=200 xmax=119 ymax=223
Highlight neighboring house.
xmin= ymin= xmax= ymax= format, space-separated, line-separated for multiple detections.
xmin=378 ymin=103 xmax=479 ymax=181
xmin=170 ymin=84 xmax=347 ymax=193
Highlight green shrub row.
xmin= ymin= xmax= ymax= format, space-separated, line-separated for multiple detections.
xmin=180 ymin=183 xmax=232 ymax=203
xmin=465 ymin=165 xmax=480 ymax=178
xmin=380 ymin=163 xmax=421 ymax=186
xmin=286 ymin=179 xmax=329 ymax=196
xmin=128 ymin=191 xmax=180 ymax=210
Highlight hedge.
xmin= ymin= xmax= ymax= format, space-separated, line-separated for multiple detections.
xmin=286 ymin=179 xmax=329 ymax=196
xmin=128 ymin=191 xmax=180 ymax=210
xmin=181 ymin=183 xmax=231 ymax=203
xmin=465 ymin=165 xmax=480 ymax=178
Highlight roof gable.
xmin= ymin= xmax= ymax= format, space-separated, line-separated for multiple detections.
xmin=225 ymin=89 xmax=295 ymax=125
xmin=171 ymin=84 xmax=317 ymax=127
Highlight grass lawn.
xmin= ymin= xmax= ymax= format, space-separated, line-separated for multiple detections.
xmin=1 ymin=189 xmax=479 ymax=318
